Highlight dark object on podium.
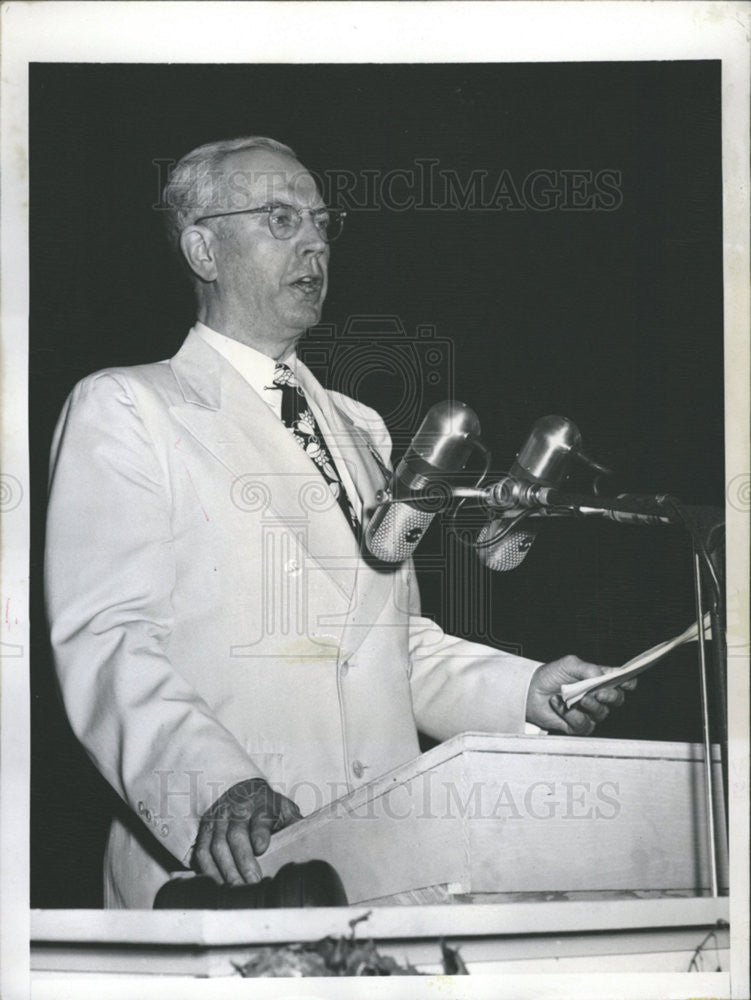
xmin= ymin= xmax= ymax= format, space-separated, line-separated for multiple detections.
xmin=153 ymin=860 xmax=348 ymax=909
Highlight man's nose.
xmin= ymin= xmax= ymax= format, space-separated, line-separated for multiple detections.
xmin=295 ymin=213 xmax=328 ymax=254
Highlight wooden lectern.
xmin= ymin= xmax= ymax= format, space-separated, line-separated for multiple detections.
xmin=258 ymin=733 xmax=728 ymax=905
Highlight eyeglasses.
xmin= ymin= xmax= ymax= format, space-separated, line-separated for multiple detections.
xmin=193 ymin=203 xmax=346 ymax=242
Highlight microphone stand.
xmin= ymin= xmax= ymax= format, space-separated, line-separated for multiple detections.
xmin=692 ymin=545 xmax=720 ymax=896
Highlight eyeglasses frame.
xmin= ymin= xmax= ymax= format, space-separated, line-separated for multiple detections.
xmin=191 ymin=202 xmax=347 ymax=242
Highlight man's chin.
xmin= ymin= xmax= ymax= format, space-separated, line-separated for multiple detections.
xmin=286 ymin=303 xmax=323 ymax=331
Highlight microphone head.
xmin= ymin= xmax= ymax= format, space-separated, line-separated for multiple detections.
xmin=364 ymin=500 xmax=436 ymax=563
xmin=475 ymin=519 xmax=538 ymax=571
xmin=477 ymin=416 xmax=579 ymax=572
xmin=512 ymin=415 xmax=582 ymax=485
xmin=402 ymin=401 xmax=481 ymax=477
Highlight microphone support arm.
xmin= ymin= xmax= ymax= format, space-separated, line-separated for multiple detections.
xmin=392 ymin=480 xmax=679 ymax=526
xmin=483 ymin=479 xmax=677 ymax=525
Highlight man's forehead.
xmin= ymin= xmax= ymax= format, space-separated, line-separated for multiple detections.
xmin=220 ymin=148 xmax=322 ymax=207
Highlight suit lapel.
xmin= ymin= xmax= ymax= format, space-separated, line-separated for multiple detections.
xmin=168 ymin=332 xmax=359 ymax=600
xmin=297 ymin=371 xmax=388 ymax=520
xmin=297 ymin=363 xmax=402 ymax=661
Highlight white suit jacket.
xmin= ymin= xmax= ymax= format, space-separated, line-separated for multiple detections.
xmin=45 ymin=329 xmax=541 ymax=908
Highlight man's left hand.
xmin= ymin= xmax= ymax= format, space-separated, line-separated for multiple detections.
xmin=526 ymin=655 xmax=636 ymax=735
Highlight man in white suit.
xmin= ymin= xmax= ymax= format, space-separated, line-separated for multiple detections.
xmin=45 ymin=136 xmax=630 ymax=909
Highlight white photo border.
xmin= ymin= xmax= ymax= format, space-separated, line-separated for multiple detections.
xmin=2 ymin=3 xmax=748 ymax=999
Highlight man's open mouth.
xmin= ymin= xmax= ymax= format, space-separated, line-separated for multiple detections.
xmin=290 ymin=275 xmax=323 ymax=294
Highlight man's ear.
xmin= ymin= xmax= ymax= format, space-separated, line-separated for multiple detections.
xmin=180 ymin=226 xmax=219 ymax=282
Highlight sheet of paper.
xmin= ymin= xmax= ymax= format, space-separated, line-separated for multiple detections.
xmin=560 ymin=612 xmax=713 ymax=708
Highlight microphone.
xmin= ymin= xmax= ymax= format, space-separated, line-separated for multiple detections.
xmin=476 ymin=415 xmax=582 ymax=571
xmin=365 ymin=401 xmax=482 ymax=563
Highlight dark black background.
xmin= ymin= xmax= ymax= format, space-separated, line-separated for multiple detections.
xmin=30 ymin=62 xmax=724 ymax=907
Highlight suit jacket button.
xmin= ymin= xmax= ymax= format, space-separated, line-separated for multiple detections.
xmin=160 ymin=824 xmax=170 ymax=837
xmin=352 ymin=760 xmax=365 ymax=779
xmin=137 ymin=801 xmax=145 ymax=814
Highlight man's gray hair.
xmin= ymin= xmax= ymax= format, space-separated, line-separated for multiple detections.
xmin=161 ymin=135 xmax=297 ymax=252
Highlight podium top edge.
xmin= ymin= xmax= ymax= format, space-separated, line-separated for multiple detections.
xmin=263 ymin=733 xmax=722 ymax=852
xmin=438 ymin=732 xmax=724 ymax=762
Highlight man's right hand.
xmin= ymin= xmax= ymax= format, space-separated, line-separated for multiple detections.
xmin=191 ymin=778 xmax=302 ymax=885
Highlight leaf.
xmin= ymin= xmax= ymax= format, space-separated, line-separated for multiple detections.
xmin=441 ymin=940 xmax=470 ymax=975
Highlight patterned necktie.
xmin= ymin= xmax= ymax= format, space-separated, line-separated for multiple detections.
xmin=271 ymin=363 xmax=360 ymax=536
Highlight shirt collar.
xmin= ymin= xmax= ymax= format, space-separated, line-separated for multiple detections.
xmin=193 ymin=322 xmax=298 ymax=400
